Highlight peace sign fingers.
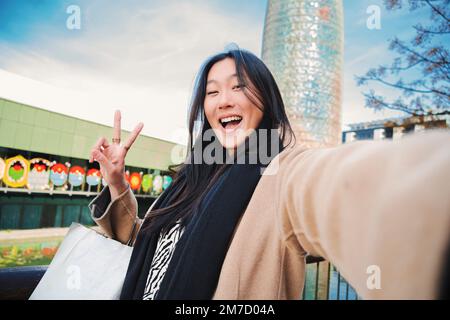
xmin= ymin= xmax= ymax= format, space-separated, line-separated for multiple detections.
xmin=89 ymin=110 xmax=144 ymax=195
xmin=123 ymin=122 xmax=144 ymax=152
xmin=89 ymin=137 xmax=110 ymax=163
xmin=112 ymin=110 xmax=122 ymax=145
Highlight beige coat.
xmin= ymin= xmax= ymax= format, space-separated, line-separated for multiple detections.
xmin=89 ymin=130 xmax=450 ymax=299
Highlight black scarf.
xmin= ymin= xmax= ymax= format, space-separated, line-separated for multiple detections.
xmin=120 ymin=125 xmax=283 ymax=300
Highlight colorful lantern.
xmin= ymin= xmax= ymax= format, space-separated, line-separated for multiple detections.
xmin=27 ymin=158 xmax=51 ymax=190
xmin=162 ymin=175 xmax=172 ymax=190
xmin=68 ymin=166 xmax=85 ymax=187
xmin=0 ymin=158 xmax=5 ymax=180
xmin=153 ymin=175 xmax=163 ymax=194
xmin=141 ymin=174 xmax=153 ymax=193
xmin=129 ymin=172 xmax=142 ymax=191
xmin=86 ymin=168 xmax=101 ymax=186
xmin=3 ymin=155 xmax=29 ymax=188
xmin=50 ymin=163 xmax=68 ymax=187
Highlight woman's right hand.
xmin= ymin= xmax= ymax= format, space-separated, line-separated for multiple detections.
xmin=89 ymin=110 xmax=144 ymax=200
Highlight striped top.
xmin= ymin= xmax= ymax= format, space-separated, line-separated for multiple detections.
xmin=142 ymin=221 xmax=185 ymax=300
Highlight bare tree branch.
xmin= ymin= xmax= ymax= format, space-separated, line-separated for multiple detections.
xmin=424 ymin=0 xmax=450 ymax=23
xmin=413 ymin=25 xmax=450 ymax=35
xmin=362 ymin=75 xmax=450 ymax=97
xmin=358 ymin=0 xmax=450 ymax=115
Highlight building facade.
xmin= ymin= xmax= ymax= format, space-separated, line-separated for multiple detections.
xmin=342 ymin=113 xmax=450 ymax=143
xmin=262 ymin=0 xmax=344 ymax=147
xmin=0 ymin=98 xmax=180 ymax=230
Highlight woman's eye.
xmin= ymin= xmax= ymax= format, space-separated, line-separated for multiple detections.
xmin=207 ymin=91 xmax=218 ymax=96
xmin=232 ymin=85 xmax=242 ymax=90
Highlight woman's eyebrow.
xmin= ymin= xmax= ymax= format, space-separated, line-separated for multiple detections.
xmin=207 ymin=74 xmax=238 ymax=84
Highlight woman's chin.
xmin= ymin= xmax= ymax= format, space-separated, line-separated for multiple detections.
xmin=218 ymin=129 xmax=252 ymax=150
xmin=222 ymin=138 xmax=247 ymax=153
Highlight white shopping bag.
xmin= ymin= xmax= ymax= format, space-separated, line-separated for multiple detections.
xmin=29 ymin=223 xmax=133 ymax=300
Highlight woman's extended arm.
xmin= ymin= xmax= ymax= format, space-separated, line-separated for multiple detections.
xmin=278 ymin=130 xmax=450 ymax=299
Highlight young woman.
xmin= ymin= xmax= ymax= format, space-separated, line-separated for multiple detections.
xmin=88 ymin=48 xmax=450 ymax=300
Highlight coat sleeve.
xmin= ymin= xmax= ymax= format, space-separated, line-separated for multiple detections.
xmin=278 ymin=130 xmax=450 ymax=299
xmin=88 ymin=184 xmax=142 ymax=245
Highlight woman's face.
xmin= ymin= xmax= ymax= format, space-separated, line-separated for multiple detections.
xmin=204 ymin=58 xmax=264 ymax=151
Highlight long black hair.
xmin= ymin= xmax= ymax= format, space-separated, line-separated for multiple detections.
xmin=142 ymin=46 xmax=295 ymax=234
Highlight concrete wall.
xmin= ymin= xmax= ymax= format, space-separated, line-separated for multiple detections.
xmin=0 ymin=98 xmax=181 ymax=170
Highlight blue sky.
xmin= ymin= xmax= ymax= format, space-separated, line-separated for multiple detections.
xmin=0 ymin=0 xmax=438 ymax=143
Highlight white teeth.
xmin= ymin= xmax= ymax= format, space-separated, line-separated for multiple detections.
xmin=220 ymin=116 xmax=242 ymax=124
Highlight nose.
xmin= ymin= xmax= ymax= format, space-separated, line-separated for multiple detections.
xmin=218 ymin=89 xmax=234 ymax=110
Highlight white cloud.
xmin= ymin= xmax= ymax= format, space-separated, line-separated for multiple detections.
xmin=342 ymin=58 xmax=408 ymax=130
xmin=0 ymin=1 xmax=263 ymax=144
xmin=342 ymin=76 xmax=408 ymax=130
xmin=0 ymin=0 xmax=418 ymax=141
xmin=342 ymin=36 xmax=408 ymax=130
xmin=346 ymin=43 xmax=390 ymax=69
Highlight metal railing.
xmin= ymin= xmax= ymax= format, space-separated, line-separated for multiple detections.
xmin=0 ymin=186 xmax=156 ymax=198
xmin=303 ymin=256 xmax=359 ymax=300
xmin=0 ymin=266 xmax=47 ymax=300
xmin=0 ymin=196 xmax=153 ymax=230
xmin=0 ymin=256 xmax=359 ymax=300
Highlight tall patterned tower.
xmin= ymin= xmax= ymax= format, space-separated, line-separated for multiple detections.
xmin=262 ymin=0 xmax=343 ymax=147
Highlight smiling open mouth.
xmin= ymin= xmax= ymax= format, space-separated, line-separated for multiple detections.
xmin=220 ymin=116 xmax=242 ymax=130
